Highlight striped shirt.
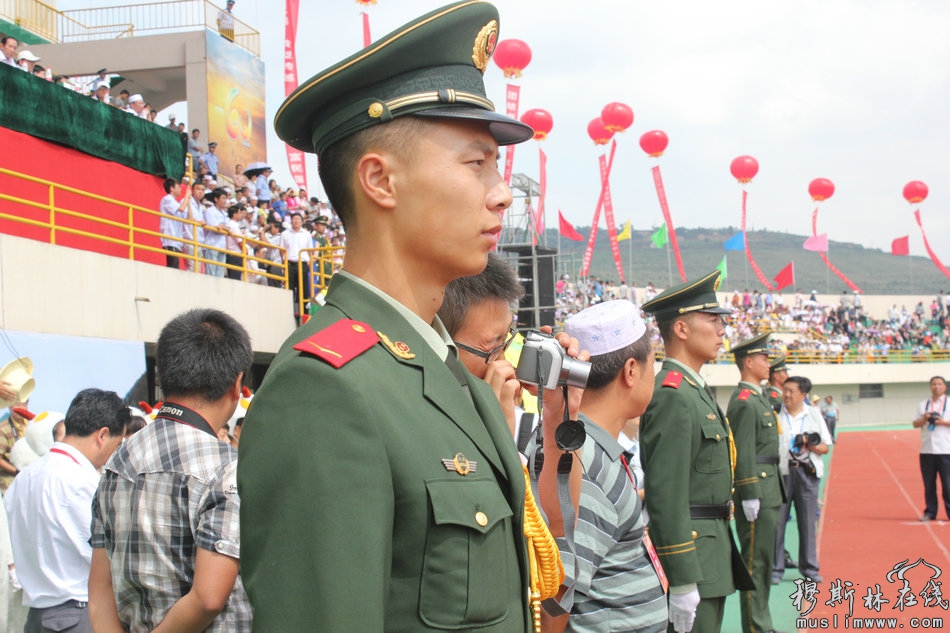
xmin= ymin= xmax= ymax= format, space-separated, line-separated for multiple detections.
xmin=556 ymin=415 xmax=667 ymax=633
xmin=90 ymin=417 xmax=252 ymax=633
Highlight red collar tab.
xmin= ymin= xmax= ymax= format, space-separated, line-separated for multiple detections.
xmin=294 ymin=319 xmax=379 ymax=368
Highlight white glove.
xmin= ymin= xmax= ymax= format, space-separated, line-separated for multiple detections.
xmin=8 ymin=565 xmax=21 ymax=591
xmin=742 ymin=498 xmax=761 ymax=522
xmin=668 ymin=586 xmax=701 ymax=633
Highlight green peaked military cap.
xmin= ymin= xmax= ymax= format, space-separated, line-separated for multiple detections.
xmin=640 ymin=269 xmax=732 ymax=320
xmin=732 ymin=331 xmax=772 ymax=359
xmin=769 ymin=354 xmax=788 ymax=373
xmin=275 ymin=0 xmax=534 ymax=155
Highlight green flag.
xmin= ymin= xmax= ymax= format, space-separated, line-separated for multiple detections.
xmin=716 ymin=254 xmax=727 ymax=282
xmin=650 ymin=223 xmax=668 ymax=248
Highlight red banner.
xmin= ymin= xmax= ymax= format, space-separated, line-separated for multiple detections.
xmin=600 ymin=154 xmax=624 ymax=283
xmin=284 ymin=0 xmax=307 ymax=191
xmin=362 ymin=11 xmax=371 ymax=48
xmin=650 ymin=165 xmax=686 ymax=282
xmin=502 ymin=84 xmax=520 ymax=184
xmin=535 ymin=148 xmax=546 ymax=243
xmin=741 ymin=189 xmax=773 ymax=290
xmin=914 ymin=209 xmax=950 ymax=279
xmin=811 ymin=207 xmax=861 ymax=292
xmin=580 ymin=140 xmax=616 ymax=277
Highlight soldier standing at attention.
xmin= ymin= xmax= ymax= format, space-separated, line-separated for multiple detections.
xmin=238 ymin=3 xmax=544 ymax=632
xmin=766 ymin=355 xmax=788 ymax=414
xmin=639 ymin=269 xmax=753 ymax=633
xmin=728 ymin=332 xmax=787 ymax=633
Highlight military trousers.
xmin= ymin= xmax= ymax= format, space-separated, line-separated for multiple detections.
xmin=736 ymin=501 xmax=781 ymax=633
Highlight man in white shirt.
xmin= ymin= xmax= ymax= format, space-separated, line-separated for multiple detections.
xmin=125 ymin=94 xmax=147 ymax=119
xmin=159 ymin=177 xmax=190 ymax=269
xmin=912 ymin=376 xmax=950 ymax=522
xmin=5 ymin=388 xmax=129 ymax=633
xmin=1 ymin=35 xmax=19 ymax=67
xmin=280 ymin=212 xmax=313 ymax=308
xmin=773 ymin=376 xmax=832 ymax=585
xmin=225 ymin=203 xmax=247 ymax=281
xmin=202 ymin=187 xmax=230 ymax=277
xmin=181 ymin=181 xmax=205 ymax=272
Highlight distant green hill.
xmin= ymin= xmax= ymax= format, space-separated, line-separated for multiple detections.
xmin=511 ymin=226 xmax=949 ymax=295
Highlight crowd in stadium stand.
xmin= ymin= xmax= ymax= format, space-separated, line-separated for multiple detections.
xmin=557 ymin=277 xmax=950 ymax=359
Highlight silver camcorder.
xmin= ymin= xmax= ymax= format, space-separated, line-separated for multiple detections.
xmin=515 ymin=330 xmax=591 ymax=390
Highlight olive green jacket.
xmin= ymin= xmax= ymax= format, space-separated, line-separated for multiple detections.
xmin=640 ymin=360 xmax=745 ymax=598
xmin=238 ymin=274 xmax=530 ymax=632
xmin=727 ymin=382 xmax=786 ymax=507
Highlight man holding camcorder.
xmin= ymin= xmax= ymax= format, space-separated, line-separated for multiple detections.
xmin=773 ymin=376 xmax=832 ymax=585
xmin=912 ymin=376 xmax=949 ymax=522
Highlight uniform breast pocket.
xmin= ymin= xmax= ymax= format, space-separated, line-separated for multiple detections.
xmin=759 ymin=411 xmax=777 ymax=430
xmin=420 ymin=478 xmax=517 ymax=629
xmin=695 ymin=421 xmax=729 ymax=474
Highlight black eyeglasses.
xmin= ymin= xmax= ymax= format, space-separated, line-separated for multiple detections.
xmin=454 ymin=330 xmax=516 ymax=364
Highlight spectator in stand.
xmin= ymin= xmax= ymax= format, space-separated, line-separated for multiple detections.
xmin=271 ymin=189 xmax=288 ymax=217
xmin=31 ymin=64 xmax=46 ymax=80
xmin=255 ymin=167 xmax=272 ymax=207
xmin=912 ymin=376 xmax=949 ymax=522
xmin=225 ymin=203 xmax=246 ymax=281
xmin=1 ymin=35 xmax=19 ymax=67
xmin=202 ymin=187 xmax=229 ymax=277
xmin=147 ymin=108 xmax=158 ymax=123
xmin=232 ymin=164 xmax=248 ymax=189
xmin=88 ymin=309 xmax=253 ymax=633
xmin=217 ymin=0 xmax=236 ymax=41
xmin=262 ymin=222 xmax=283 ymax=288
xmin=125 ymin=94 xmax=147 ymax=119
xmin=159 ymin=177 xmax=190 ymax=269
xmin=165 ymin=113 xmax=177 ymax=130
xmin=93 ymin=83 xmax=110 ymax=104
xmin=16 ymin=50 xmax=39 ymax=73
xmin=201 ymin=142 xmax=219 ymax=180
xmin=112 ymin=89 xmax=130 ymax=109
xmin=182 ymin=181 xmax=205 ymax=272
xmin=187 ymin=129 xmax=202 ymax=168
xmin=5 ymin=389 xmax=129 ymax=633
xmin=280 ymin=212 xmax=312 ymax=308
xmin=296 ymin=189 xmax=311 ymax=214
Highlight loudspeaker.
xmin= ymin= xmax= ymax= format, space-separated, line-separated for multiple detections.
xmin=501 ymin=245 xmax=557 ymax=329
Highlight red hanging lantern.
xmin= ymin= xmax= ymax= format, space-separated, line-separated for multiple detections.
xmin=903 ymin=180 xmax=929 ymax=204
xmin=587 ymin=117 xmax=613 ymax=146
xmin=492 ymin=39 xmax=531 ymax=78
xmin=355 ymin=0 xmax=377 ymax=4
xmin=730 ymin=155 xmax=759 ymax=184
xmin=601 ymin=102 xmax=633 ymax=133
xmin=639 ymin=130 xmax=669 ymax=157
xmin=808 ymin=178 xmax=835 ymax=202
xmin=520 ymin=108 xmax=553 ymax=141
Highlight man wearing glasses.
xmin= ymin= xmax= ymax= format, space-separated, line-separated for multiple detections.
xmin=439 ymin=252 xmax=524 ymax=437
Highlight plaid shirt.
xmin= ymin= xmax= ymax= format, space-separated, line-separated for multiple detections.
xmin=90 ymin=418 xmax=252 ymax=633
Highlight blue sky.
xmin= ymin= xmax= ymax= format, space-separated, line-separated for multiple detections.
xmin=59 ymin=0 xmax=950 ymax=257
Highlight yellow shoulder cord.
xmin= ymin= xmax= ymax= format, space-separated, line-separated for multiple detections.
xmin=726 ymin=419 xmax=737 ymax=475
xmin=523 ymin=464 xmax=564 ymax=633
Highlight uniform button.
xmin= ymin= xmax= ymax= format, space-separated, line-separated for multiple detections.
xmin=715 ymin=434 xmax=721 ymax=441
xmin=767 ymin=422 xmax=773 ymax=427
xmin=761 ymin=472 xmax=768 ymax=478
xmin=475 ymin=511 xmax=488 ymax=527
xmin=691 ymin=531 xmax=698 ymax=539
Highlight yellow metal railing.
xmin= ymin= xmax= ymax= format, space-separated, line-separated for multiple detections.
xmin=0 ymin=0 xmax=260 ymax=57
xmin=0 ymin=166 xmax=287 ymax=285
xmin=297 ymin=246 xmax=346 ymax=319
xmin=651 ymin=347 xmax=950 ymax=365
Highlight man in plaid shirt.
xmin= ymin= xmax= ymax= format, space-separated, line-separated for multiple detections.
xmin=88 ymin=309 xmax=253 ymax=633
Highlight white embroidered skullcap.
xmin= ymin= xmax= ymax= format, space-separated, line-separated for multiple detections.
xmin=565 ymin=300 xmax=647 ymax=356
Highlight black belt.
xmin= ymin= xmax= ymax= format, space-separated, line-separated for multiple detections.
xmin=689 ymin=501 xmax=733 ymax=520
xmin=756 ymin=454 xmax=780 ymax=464
xmin=788 ymin=459 xmax=808 ymax=468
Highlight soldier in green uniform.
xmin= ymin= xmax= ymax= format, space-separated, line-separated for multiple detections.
xmin=237 ymin=3 xmax=538 ymax=632
xmin=729 ymin=333 xmax=787 ymax=633
xmin=640 ymin=269 xmax=753 ymax=633
xmin=766 ymin=355 xmax=787 ymax=414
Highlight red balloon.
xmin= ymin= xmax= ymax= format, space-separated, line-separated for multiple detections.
xmin=520 ymin=109 xmax=553 ymax=141
xmin=903 ymin=180 xmax=929 ymax=204
xmin=587 ymin=117 xmax=613 ymax=146
xmin=492 ymin=39 xmax=532 ymax=78
xmin=639 ymin=130 xmax=669 ymax=157
xmin=601 ymin=102 xmax=634 ymax=133
xmin=730 ymin=155 xmax=759 ymax=183
xmin=808 ymin=178 xmax=835 ymax=202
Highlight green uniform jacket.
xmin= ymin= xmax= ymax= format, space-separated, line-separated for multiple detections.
xmin=238 ymin=274 xmax=530 ymax=633
xmin=640 ymin=360 xmax=738 ymax=598
xmin=727 ymin=383 xmax=786 ymax=506
xmin=766 ymin=386 xmax=782 ymax=413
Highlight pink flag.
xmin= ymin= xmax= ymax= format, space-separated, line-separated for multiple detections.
xmin=284 ymin=0 xmax=307 ymax=191
xmin=803 ymin=233 xmax=828 ymax=252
